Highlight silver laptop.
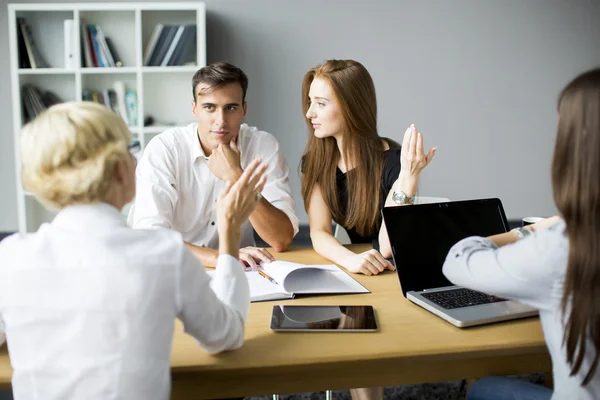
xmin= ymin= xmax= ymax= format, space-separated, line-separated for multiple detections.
xmin=382 ymin=198 xmax=538 ymax=328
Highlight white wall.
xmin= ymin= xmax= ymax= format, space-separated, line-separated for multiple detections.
xmin=1 ymin=0 xmax=599 ymax=230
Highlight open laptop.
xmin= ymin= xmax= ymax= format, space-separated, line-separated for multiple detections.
xmin=382 ymin=198 xmax=537 ymax=328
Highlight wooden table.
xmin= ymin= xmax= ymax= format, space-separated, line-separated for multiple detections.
xmin=0 ymin=245 xmax=551 ymax=398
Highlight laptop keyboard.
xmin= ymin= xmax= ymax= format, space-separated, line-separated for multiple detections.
xmin=421 ymin=288 xmax=506 ymax=309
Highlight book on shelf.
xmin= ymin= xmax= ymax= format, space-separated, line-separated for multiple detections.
xmin=113 ymin=81 xmax=129 ymax=125
xmin=21 ymin=84 xmax=63 ymax=122
xmin=207 ymin=261 xmax=370 ymax=302
xmin=80 ymin=20 xmax=94 ymax=68
xmin=94 ymin=26 xmax=115 ymax=67
xmin=16 ymin=18 xmax=30 ymax=68
xmin=143 ymin=24 xmax=164 ymax=66
xmin=82 ymin=81 xmax=134 ymax=125
xmin=125 ymin=90 xmax=137 ymax=127
xmin=168 ymin=25 xmax=196 ymax=66
xmin=160 ymin=25 xmax=185 ymax=67
xmin=82 ymin=23 xmax=121 ymax=68
xmin=105 ymin=38 xmax=122 ymax=67
xmin=144 ymin=24 xmax=196 ymax=66
xmin=17 ymin=18 xmax=49 ymax=69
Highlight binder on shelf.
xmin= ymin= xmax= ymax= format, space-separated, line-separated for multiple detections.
xmin=143 ymin=24 xmax=164 ymax=66
xmin=64 ymin=19 xmax=76 ymax=69
xmin=168 ymin=25 xmax=196 ymax=66
xmin=148 ymin=25 xmax=177 ymax=66
xmin=160 ymin=25 xmax=185 ymax=66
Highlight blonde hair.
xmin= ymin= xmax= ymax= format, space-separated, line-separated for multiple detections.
xmin=20 ymin=101 xmax=132 ymax=210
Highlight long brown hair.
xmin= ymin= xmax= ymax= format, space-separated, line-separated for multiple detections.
xmin=552 ymin=68 xmax=600 ymax=385
xmin=300 ymin=60 xmax=386 ymax=237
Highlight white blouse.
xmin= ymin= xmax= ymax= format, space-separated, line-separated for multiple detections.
xmin=0 ymin=203 xmax=249 ymax=400
xmin=443 ymin=221 xmax=600 ymax=400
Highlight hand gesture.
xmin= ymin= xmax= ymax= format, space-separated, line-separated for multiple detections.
xmin=400 ymin=124 xmax=437 ymax=177
xmin=342 ymin=249 xmax=395 ymax=276
xmin=208 ymin=137 xmax=243 ymax=182
xmin=217 ymin=159 xmax=267 ymax=232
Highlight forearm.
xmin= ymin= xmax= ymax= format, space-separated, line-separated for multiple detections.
xmin=249 ymin=199 xmax=294 ymax=252
xmin=487 ymin=229 xmax=529 ymax=247
xmin=184 ymin=242 xmax=219 ymax=267
xmin=378 ymin=220 xmax=392 ymax=258
xmin=310 ymin=230 xmax=358 ymax=267
xmin=378 ymin=174 xmax=419 ymax=258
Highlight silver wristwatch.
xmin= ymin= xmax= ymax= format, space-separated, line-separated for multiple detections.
xmin=392 ymin=190 xmax=415 ymax=205
xmin=510 ymin=227 xmax=533 ymax=240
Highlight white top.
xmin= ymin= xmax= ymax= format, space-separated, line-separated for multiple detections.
xmin=129 ymin=123 xmax=299 ymax=248
xmin=0 ymin=203 xmax=250 ymax=400
xmin=443 ymin=221 xmax=600 ymax=400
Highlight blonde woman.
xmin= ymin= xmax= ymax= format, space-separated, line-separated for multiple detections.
xmin=0 ymin=102 xmax=266 ymax=399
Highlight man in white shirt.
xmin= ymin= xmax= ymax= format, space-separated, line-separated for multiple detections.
xmin=0 ymin=102 xmax=266 ymax=399
xmin=130 ymin=62 xmax=299 ymax=268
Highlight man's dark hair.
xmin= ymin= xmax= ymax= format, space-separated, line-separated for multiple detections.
xmin=191 ymin=62 xmax=249 ymax=103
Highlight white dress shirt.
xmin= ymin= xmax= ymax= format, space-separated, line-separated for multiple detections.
xmin=129 ymin=123 xmax=299 ymax=248
xmin=443 ymin=221 xmax=600 ymax=400
xmin=0 ymin=203 xmax=250 ymax=400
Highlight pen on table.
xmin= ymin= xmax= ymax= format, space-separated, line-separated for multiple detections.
xmin=258 ymin=270 xmax=278 ymax=285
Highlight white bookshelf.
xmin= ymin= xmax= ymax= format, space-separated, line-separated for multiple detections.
xmin=8 ymin=2 xmax=206 ymax=233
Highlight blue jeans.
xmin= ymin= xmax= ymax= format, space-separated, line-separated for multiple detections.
xmin=467 ymin=376 xmax=552 ymax=400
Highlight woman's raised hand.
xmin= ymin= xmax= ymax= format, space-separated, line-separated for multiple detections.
xmin=400 ymin=124 xmax=437 ymax=177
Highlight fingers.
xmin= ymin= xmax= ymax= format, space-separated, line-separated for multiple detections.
xmin=360 ymin=262 xmax=380 ymax=276
xmin=368 ymin=249 xmax=389 ymax=272
xmin=416 ymin=131 xmax=424 ymax=159
xmin=233 ymin=159 xmax=263 ymax=188
xmin=246 ymin=163 xmax=268 ymax=192
xmin=239 ymin=252 xmax=258 ymax=270
xmin=401 ymin=126 xmax=411 ymax=156
xmin=241 ymin=246 xmax=275 ymax=263
xmin=409 ymin=125 xmax=417 ymax=159
xmin=425 ymin=146 xmax=437 ymax=165
xmin=254 ymin=173 xmax=268 ymax=194
xmin=386 ymin=259 xmax=396 ymax=271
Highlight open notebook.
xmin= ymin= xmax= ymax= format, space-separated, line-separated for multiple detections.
xmin=207 ymin=261 xmax=370 ymax=302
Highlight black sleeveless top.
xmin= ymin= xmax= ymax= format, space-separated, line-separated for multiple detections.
xmin=335 ymin=147 xmax=401 ymax=248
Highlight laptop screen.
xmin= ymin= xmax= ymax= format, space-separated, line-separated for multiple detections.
xmin=382 ymin=198 xmax=509 ymax=296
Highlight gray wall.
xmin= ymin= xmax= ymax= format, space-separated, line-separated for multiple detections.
xmin=1 ymin=0 xmax=600 ymax=230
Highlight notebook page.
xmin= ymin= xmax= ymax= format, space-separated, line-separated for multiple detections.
xmin=261 ymin=261 xmax=369 ymax=294
xmin=206 ymin=270 xmax=293 ymax=302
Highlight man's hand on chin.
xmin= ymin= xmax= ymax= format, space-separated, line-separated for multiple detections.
xmin=207 ymin=137 xmax=243 ymax=182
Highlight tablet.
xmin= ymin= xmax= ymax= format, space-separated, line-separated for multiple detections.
xmin=270 ymin=305 xmax=378 ymax=332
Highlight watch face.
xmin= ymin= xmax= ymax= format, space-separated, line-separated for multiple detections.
xmin=393 ymin=190 xmax=413 ymax=205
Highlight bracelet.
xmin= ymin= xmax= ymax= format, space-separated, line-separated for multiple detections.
xmin=510 ymin=227 xmax=533 ymax=240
